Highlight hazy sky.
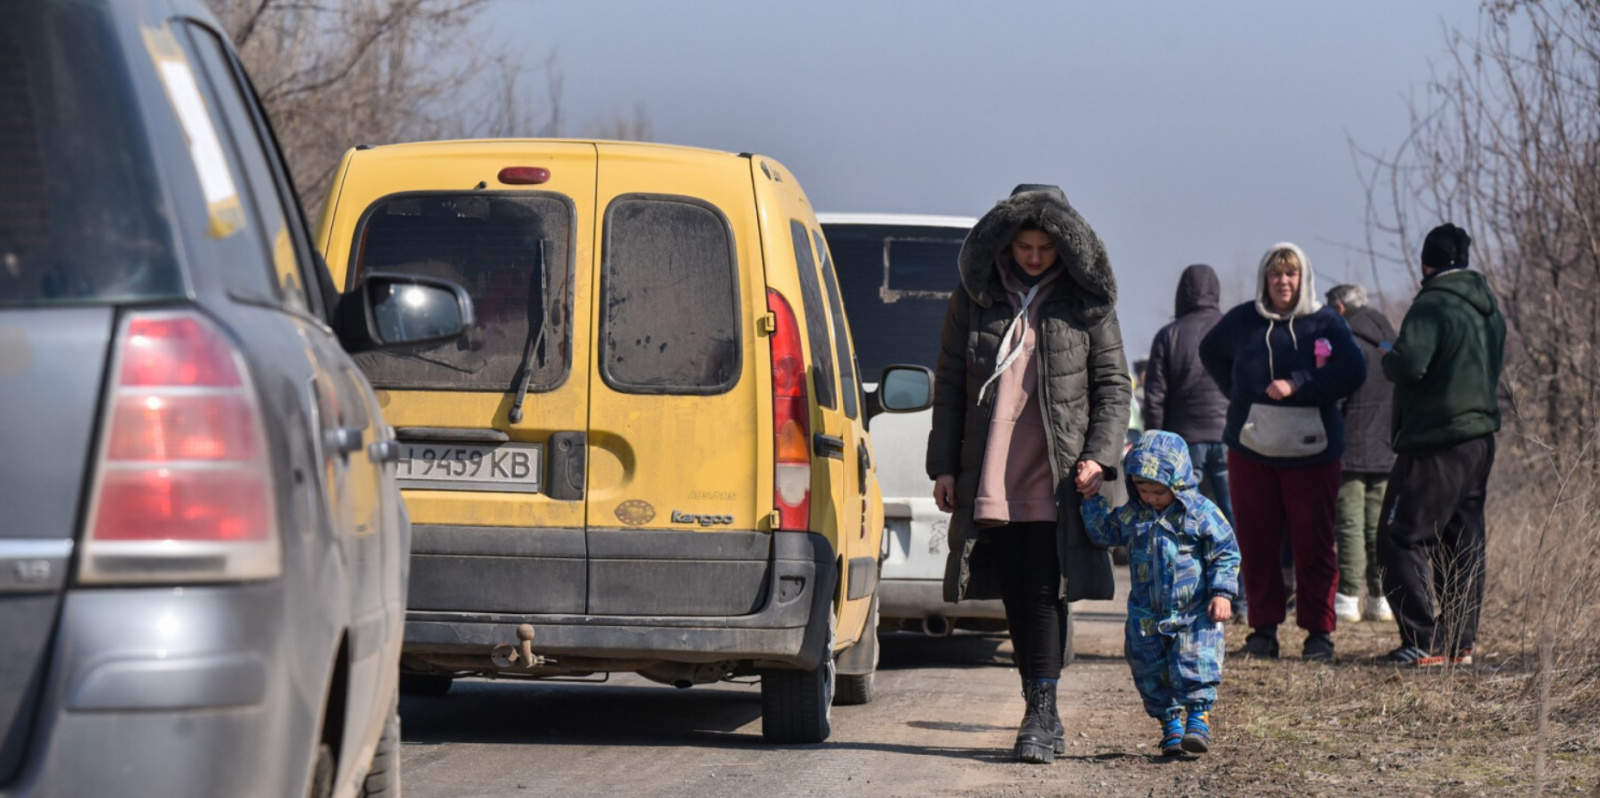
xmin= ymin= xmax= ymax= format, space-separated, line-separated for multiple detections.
xmin=484 ymin=1 xmax=1481 ymax=354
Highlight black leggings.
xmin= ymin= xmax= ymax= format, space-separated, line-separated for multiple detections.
xmin=985 ymin=521 xmax=1066 ymax=680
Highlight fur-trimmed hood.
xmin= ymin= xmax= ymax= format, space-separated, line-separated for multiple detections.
xmin=1253 ymin=241 xmax=1322 ymax=321
xmin=957 ymin=184 xmax=1117 ymax=324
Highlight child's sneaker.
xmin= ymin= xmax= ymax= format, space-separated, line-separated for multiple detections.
xmin=1334 ymin=592 xmax=1361 ymax=623
xmin=1364 ymin=593 xmax=1394 ymax=622
xmin=1181 ymin=710 xmax=1211 ymax=754
xmin=1160 ymin=716 xmax=1185 ymax=756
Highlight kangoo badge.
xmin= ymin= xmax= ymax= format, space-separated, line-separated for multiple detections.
xmin=615 ymin=500 xmax=655 ymax=526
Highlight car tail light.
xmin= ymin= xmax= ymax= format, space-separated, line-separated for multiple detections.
xmin=78 ymin=311 xmax=280 ymax=584
xmin=768 ymin=289 xmax=810 ymax=531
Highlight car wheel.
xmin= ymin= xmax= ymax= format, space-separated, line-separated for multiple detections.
xmin=360 ymin=692 xmax=401 ymax=797
xmin=399 ymin=672 xmax=453 ymax=696
xmin=306 ymin=742 xmax=335 ymax=798
xmin=834 ymin=595 xmax=878 ymax=706
xmin=760 ymin=619 xmax=834 ymax=743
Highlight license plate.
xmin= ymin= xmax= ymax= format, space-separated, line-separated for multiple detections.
xmin=397 ymin=442 xmax=542 ymax=493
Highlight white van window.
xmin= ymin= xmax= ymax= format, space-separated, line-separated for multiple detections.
xmin=824 ymin=223 xmax=965 ymax=377
xmin=600 ymin=196 xmax=741 ymax=394
xmin=813 ymin=230 xmax=859 ymax=419
xmin=788 ymin=221 xmax=837 ymax=410
xmin=349 ymin=192 xmax=574 ymax=391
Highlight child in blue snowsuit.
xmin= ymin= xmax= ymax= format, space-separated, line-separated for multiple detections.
xmin=1082 ymin=430 xmax=1241 ymax=756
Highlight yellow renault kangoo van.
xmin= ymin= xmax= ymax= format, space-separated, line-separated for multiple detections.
xmin=315 ymin=139 xmax=932 ymax=743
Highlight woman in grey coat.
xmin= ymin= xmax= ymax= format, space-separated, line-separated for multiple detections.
xmin=927 ymin=184 xmax=1131 ymax=764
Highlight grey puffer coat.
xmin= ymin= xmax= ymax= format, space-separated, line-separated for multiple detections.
xmin=926 ymin=185 xmax=1131 ymax=603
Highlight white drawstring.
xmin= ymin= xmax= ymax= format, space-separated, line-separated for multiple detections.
xmin=1264 ymin=317 xmax=1300 ymax=380
xmin=977 ymin=283 xmax=1040 ymax=405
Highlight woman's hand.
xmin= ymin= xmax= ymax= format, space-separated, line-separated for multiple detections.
xmin=1075 ymin=460 xmax=1104 ymax=497
xmin=1208 ymin=596 xmax=1233 ymax=623
xmin=1266 ymin=379 xmax=1296 ymax=400
xmin=933 ymin=474 xmax=958 ymax=512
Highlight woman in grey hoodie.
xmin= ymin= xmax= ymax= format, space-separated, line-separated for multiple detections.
xmin=927 ymin=184 xmax=1131 ymax=764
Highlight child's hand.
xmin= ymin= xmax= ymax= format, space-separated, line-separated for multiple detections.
xmin=1208 ymin=596 xmax=1232 ymax=623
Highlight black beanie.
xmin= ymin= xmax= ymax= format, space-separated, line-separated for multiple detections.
xmin=1421 ymin=223 xmax=1471 ymax=270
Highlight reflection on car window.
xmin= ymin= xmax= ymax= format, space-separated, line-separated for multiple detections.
xmin=813 ymin=230 xmax=859 ymax=419
xmin=789 ymin=221 xmax=836 ymax=409
xmin=600 ymin=196 xmax=741 ymax=394
xmin=0 ymin=6 xmax=182 ymax=307
xmin=824 ymin=224 xmax=965 ymax=377
xmin=350 ymin=193 xmax=574 ymax=392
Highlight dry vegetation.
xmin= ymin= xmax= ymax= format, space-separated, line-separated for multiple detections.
xmin=205 ymin=0 xmax=651 ymax=218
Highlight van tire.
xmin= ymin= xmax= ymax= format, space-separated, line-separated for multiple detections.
xmin=400 ymin=672 xmax=452 ymax=696
xmin=834 ymin=594 xmax=878 ymax=706
xmin=760 ymin=624 xmax=834 ymax=743
xmin=359 ymin=692 xmax=401 ymax=797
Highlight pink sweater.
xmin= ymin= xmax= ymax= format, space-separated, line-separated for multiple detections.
xmin=973 ymin=263 xmax=1062 ymax=526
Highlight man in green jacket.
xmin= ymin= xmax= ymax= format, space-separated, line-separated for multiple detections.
xmin=1376 ymin=223 xmax=1506 ymax=667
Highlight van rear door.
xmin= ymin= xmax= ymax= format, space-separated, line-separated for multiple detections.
xmin=584 ymin=144 xmax=768 ymax=617
xmin=319 ymin=142 xmax=595 ymax=615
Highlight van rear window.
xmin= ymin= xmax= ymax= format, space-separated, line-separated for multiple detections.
xmin=824 ymin=224 xmax=965 ymax=377
xmin=0 ymin=4 xmax=182 ymax=307
xmin=349 ymin=193 xmax=574 ymax=391
xmin=599 ymin=196 xmax=741 ymax=394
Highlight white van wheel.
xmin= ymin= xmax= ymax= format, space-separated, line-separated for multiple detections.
xmin=760 ymin=619 xmax=835 ymax=743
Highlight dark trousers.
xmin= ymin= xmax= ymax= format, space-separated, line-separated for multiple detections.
xmin=1378 ymin=435 xmax=1494 ymax=653
xmin=1228 ymin=451 xmax=1342 ymax=634
xmin=1188 ymin=441 xmax=1233 ymax=525
xmin=985 ymin=521 xmax=1066 ymax=680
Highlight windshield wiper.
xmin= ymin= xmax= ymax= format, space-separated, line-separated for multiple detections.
xmin=508 ymin=238 xmax=550 ymax=424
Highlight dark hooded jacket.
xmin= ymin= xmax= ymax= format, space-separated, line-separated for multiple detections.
xmin=1383 ymin=269 xmax=1506 ymax=453
xmin=927 ymin=185 xmax=1131 ymax=604
xmin=1143 ymin=264 xmax=1228 ymax=444
xmin=1198 ymin=242 xmax=1366 ymax=468
xmin=1339 ymin=304 xmax=1398 ymax=473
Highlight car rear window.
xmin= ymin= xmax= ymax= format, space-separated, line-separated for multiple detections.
xmin=824 ymin=223 xmax=966 ymax=377
xmin=0 ymin=4 xmax=182 ymax=307
xmin=599 ymin=195 xmax=741 ymax=394
xmin=349 ymin=192 xmax=575 ymax=391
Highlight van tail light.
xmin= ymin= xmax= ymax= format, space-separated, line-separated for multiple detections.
xmin=78 ymin=311 xmax=280 ymax=584
xmin=768 ymin=289 xmax=810 ymax=532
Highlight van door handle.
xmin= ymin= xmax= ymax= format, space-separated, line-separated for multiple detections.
xmin=813 ymin=433 xmax=846 ymax=460
xmin=326 ymin=426 xmax=364 ymax=457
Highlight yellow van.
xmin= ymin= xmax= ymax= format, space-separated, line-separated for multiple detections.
xmin=314 ymin=139 xmax=932 ymax=742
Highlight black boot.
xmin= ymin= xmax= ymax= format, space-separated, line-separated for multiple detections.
xmin=1020 ymin=676 xmax=1067 ymax=754
xmin=1014 ymin=679 xmax=1058 ymax=763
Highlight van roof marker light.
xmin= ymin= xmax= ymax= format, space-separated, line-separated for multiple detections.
xmin=498 ymin=167 xmax=551 ymax=185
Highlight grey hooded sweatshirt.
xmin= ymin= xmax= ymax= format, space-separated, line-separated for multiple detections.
xmin=927 ymin=184 xmax=1131 ymax=604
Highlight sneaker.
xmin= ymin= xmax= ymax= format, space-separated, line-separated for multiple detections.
xmin=1451 ymin=648 xmax=1473 ymax=666
xmin=1377 ymin=644 xmax=1444 ymax=667
xmin=1364 ymin=593 xmax=1394 ymax=622
xmin=1239 ymin=629 xmax=1280 ymax=659
xmin=1160 ymin=715 xmax=1185 ymax=756
xmin=1182 ymin=710 xmax=1211 ymax=754
xmin=1302 ymin=632 xmax=1335 ymax=662
xmin=1334 ymin=593 xmax=1362 ymax=623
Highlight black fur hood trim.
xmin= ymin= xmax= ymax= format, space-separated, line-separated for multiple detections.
xmin=957 ymin=184 xmax=1117 ymax=324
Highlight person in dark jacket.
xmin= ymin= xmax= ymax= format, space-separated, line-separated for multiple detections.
xmin=1199 ymin=243 xmax=1366 ymax=661
xmin=1326 ymin=284 xmax=1398 ymax=625
xmin=928 ymin=184 xmax=1130 ymax=764
xmin=1143 ymin=264 xmax=1232 ymax=523
xmin=1376 ymin=223 xmax=1505 ymax=667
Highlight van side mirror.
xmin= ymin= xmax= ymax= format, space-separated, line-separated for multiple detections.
xmin=864 ymin=364 xmax=934 ymax=427
xmin=336 ymin=272 xmax=475 ymax=352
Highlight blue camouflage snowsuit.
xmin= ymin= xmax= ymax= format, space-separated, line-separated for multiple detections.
xmin=1082 ymin=431 xmax=1242 ymax=720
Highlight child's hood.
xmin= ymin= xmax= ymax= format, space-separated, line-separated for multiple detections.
xmin=1123 ymin=430 xmax=1200 ymax=498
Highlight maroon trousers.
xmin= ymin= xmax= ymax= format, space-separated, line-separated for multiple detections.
xmin=1228 ymin=450 xmax=1342 ymax=634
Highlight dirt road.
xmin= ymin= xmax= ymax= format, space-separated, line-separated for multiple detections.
xmin=396 ymin=570 xmax=1274 ymax=798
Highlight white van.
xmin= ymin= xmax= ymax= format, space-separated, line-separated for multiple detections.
xmin=816 ymin=213 xmax=1006 ymax=635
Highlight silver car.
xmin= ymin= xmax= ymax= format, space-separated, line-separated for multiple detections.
xmin=1 ymin=1 xmax=469 ymax=795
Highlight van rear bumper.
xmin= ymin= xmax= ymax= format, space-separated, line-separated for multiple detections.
xmin=402 ymin=531 xmax=838 ymax=670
